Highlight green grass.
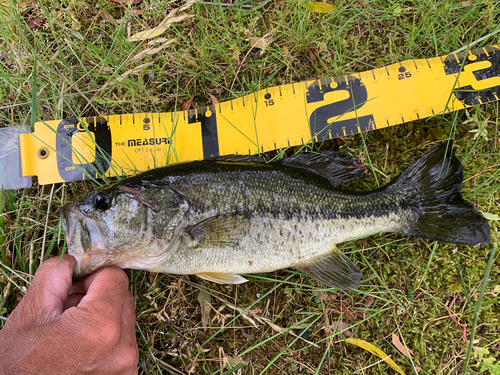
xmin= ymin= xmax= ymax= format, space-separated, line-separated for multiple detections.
xmin=1 ymin=0 xmax=500 ymax=374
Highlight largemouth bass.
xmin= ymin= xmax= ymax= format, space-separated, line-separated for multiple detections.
xmin=60 ymin=143 xmax=490 ymax=289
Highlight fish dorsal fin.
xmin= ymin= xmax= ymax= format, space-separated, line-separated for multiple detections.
xmin=208 ymin=154 xmax=268 ymax=164
xmin=196 ymin=272 xmax=248 ymax=284
xmin=280 ymin=151 xmax=366 ymax=187
xmin=294 ymin=246 xmax=362 ymax=289
xmin=186 ymin=213 xmax=247 ymax=248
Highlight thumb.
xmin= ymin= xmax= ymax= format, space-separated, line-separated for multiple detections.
xmin=6 ymin=255 xmax=76 ymax=329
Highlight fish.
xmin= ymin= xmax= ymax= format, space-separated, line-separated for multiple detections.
xmin=60 ymin=142 xmax=490 ymax=289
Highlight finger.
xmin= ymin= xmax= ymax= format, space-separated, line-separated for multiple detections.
xmin=119 ymin=291 xmax=139 ymax=371
xmin=67 ymin=275 xmax=88 ymax=296
xmin=75 ymin=267 xmax=130 ymax=326
xmin=63 ymin=293 xmax=86 ymax=310
xmin=64 ymin=268 xmax=128 ymax=310
xmin=7 ymin=255 xmax=77 ymax=328
xmin=121 ymin=291 xmax=137 ymax=341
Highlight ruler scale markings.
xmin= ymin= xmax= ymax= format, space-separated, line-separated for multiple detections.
xmin=19 ymin=44 xmax=500 ymax=185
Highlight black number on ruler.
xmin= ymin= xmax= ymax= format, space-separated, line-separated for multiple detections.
xmin=265 ymin=99 xmax=274 ymax=106
xmin=188 ymin=107 xmax=219 ymax=158
xmin=306 ymin=76 xmax=375 ymax=140
xmin=444 ymin=45 xmax=500 ymax=106
xmin=56 ymin=117 xmax=112 ymax=181
xmin=397 ymin=66 xmax=411 ymax=80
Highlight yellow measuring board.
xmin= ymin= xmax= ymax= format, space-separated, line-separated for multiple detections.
xmin=19 ymin=45 xmax=500 ymax=185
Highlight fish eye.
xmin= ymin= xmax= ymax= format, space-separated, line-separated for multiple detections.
xmin=92 ymin=192 xmax=112 ymax=211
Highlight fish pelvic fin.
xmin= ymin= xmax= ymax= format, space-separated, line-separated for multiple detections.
xmin=294 ymin=246 xmax=362 ymax=290
xmin=196 ymin=272 xmax=248 ymax=284
xmin=389 ymin=141 xmax=490 ymax=246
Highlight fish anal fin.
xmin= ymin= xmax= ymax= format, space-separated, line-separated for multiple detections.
xmin=294 ymin=246 xmax=361 ymax=290
xmin=196 ymin=272 xmax=248 ymax=284
xmin=186 ymin=213 xmax=247 ymax=248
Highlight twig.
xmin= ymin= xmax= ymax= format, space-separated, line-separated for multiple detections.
xmin=446 ymin=293 xmax=469 ymax=344
xmin=117 ymin=185 xmax=159 ymax=212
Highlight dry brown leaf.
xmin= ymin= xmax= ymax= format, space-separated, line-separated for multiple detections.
xmin=182 ymin=95 xmax=194 ymax=111
xmin=308 ymin=48 xmax=317 ymax=62
xmin=101 ymin=11 xmax=118 ymax=26
xmin=27 ymin=18 xmax=46 ymax=30
xmin=329 ymin=320 xmax=354 ymax=337
xmin=198 ymin=289 xmax=212 ymax=331
xmin=225 ymin=303 xmax=260 ymax=329
xmin=57 ymin=82 xmax=65 ymax=112
xmin=133 ymin=9 xmax=146 ymax=15
xmin=365 ymin=295 xmax=375 ymax=308
xmin=250 ymin=36 xmax=271 ymax=49
xmin=25 ymin=18 xmax=46 ymax=34
xmin=458 ymin=1 xmax=473 ymax=6
xmin=208 ymin=93 xmax=219 ymax=105
xmin=392 ymin=333 xmax=414 ymax=358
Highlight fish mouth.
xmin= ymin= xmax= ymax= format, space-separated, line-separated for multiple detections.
xmin=60 ymin=204 xmax=90 ymax=256
xmin=60 ymin=204 xmax=108 ymax=279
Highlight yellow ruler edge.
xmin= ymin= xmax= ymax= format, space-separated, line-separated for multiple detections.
xmin=20 ymin=45 xmax=500 ymax=185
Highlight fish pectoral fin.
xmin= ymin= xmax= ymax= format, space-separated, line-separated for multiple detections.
xmin=294 ymin=247 xmax=362 ymax=290
xmin=196 ymin=272 xmax=248 ymax=284
xmin=186 ymin=213 xmax=246 ymax=248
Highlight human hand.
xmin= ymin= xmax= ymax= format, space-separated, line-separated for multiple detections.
xmin=0 ymin=255 xmax=138 ymax=375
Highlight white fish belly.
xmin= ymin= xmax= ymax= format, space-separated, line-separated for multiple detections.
xmin=155 ymin=211 xmax=405 ymax=275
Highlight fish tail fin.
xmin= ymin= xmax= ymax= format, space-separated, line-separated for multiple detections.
xmin=389 ymin=141 xmax=490 ymax=246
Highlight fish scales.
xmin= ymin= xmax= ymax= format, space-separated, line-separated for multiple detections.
xmin=152 ymin=170 xmax=408 ymax=275
xmin=61 ymin=143 xmax=491 ymax=289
